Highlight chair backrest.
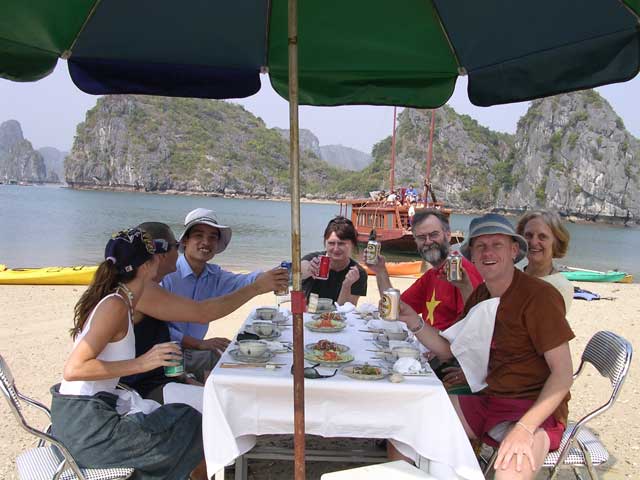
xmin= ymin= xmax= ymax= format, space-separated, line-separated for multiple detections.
xmin=0 ymin=354 xmax=27 ymax=421
xmin=580 ymin=330 xmax=632 ymax=393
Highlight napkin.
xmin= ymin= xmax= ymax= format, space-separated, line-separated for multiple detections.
xmin=368 ymin=319 xmax=403 ymax=332
xmin=393 ymin=357 xmax=423 ymax=374
xmin=356 ymin=302 xmax=378 ymax=314
xmin=264 ymin=341 xmax=291 ymax=353
xmin=440 ymin=297 xmax=499 ymax=393
xmin=336 ymin=302 xmax=356 ymax=313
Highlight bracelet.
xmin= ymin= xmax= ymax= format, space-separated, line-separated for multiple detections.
xmin=516 ymin=421 xmax=536 ymax=437
xmin=408 ymin=316 xmax=425 ymax=334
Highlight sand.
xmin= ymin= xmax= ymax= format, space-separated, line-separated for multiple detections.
xmin=1 ymin=277 xmax=638 ymax=479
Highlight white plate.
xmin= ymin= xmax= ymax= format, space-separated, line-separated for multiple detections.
xmin=229 ymin=348 xmax=275 ymax=364
xmin=341 ymin=364 xmax=387 ymax=380
xmin=304 ymin=351 xmax=354 ymax=366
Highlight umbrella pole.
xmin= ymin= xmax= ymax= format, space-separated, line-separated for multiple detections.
xmin=288 ymin=0 xmax=306 ymax=479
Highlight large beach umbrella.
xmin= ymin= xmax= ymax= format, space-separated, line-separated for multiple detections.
xmin=2 ymin=1 xmax=640 ymax=479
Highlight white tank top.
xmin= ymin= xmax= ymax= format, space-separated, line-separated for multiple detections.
xmin=60 ymin=293 xmax=135 ymax=397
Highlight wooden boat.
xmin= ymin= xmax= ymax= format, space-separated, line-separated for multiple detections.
xmin=361 ymin=260 xmax=423 ymax=277
xmin=0 ymin=264 xmax=97 ymax=285
xmin=559 ymin=266 xmax=633 ymax=283
xmin=337 ymin=108 xmax=463 ymax=253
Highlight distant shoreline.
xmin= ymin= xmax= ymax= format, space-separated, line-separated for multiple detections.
xmin=61 ymin=184 xmax=639 ymax=227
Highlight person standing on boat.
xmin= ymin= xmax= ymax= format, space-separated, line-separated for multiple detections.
xmin=369 ymin=208 xmax=483 ymax=332
xmin=301 ymin=216 xmax=368 ymax=305
xmin=516 ymin=211 xmax=573 ymax=311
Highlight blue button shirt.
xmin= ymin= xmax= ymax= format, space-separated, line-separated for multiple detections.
xmin=161 ymin=255 xmax=260 ymax=342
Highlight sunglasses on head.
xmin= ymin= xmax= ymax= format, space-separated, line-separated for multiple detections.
xmin=290 ymin=363 xmax=337 ymax=379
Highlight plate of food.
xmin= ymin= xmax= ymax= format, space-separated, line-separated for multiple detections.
xmin=341 ymin=364 xmax=387 ymax=381
xmin=304 ymin=319 xmax=347 ymax=333
xmin=305 ymin=339 xmax=350 ymax=353
xmin=312 ymin=312 xmax=346 ymax=322
xmin=304 ymin=349 xmax=354 ymax=366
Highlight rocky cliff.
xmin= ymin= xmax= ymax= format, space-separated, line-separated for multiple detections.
xmin=274 ymin=127 xmax=372 ymax=171
xmin=0 ymin=120 xmax=48 ymax=183
xmin=365 ymin=91 xmax=639 ymax=224
xmin=38 ymin=147 xmax=66 ymax=183
xmin=65 ymin=96 xmax=342 ymax=197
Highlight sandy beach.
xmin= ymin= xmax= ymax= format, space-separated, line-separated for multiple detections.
xmin=1 ymin=277 xmax=638 ymax=479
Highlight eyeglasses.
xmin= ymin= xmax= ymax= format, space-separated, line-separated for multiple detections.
xmin=413 ymin=230 xmax=442 ymax=243
xmin=152 ymin=239 xmax=180 ymax=252
xmin=290 ymin=363 xmax=337 ymax=379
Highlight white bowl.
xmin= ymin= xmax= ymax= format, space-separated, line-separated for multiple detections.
xmin=392 ymin=346 xmax=421 ymax=360
xmin=384 ymin=330 xmax=408 ymax=342
xmin=238 ymin=340 xmax=268 ymax=357
xmin=252 ymin=320 xmax=275 ymax=336
xmin=255 ymin=307 xmax=278 ymax=320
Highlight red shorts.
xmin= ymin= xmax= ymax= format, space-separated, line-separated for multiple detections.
xmin=458 ymin=395 xmax=565 ymax=451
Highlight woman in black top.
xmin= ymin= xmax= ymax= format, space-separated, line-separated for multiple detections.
xmin=301 ymin=217 xmax=367 ymax=305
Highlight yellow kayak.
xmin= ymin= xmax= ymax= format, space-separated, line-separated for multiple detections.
xmin=0 ymin=264 xmax=97 ymax=285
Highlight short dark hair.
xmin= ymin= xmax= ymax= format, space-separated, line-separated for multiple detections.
xmin=137 ymin=222 xmax=175 ymax=242
xmin=323 ymin=216 xmax=358 ymax=248
xmin=411 ymin=209 xmax=450 ymax=234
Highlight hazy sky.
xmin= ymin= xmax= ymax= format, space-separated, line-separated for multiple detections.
xmin=2 ymin=61 xmax=639 ymax=154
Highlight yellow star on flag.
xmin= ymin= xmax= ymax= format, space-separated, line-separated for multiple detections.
xmin=424 ymin=289 xmax=441 ymax=325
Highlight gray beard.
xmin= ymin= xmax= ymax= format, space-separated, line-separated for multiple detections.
xmin=418 ymin=241 xmax=449 ymax=266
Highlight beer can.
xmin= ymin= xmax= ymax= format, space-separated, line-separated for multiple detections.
xmin=364 ymin=240 xmax=381 ymax=265
xmin=380 ymin=288 xmax=401 ymax=321
xmin=164 ymin=341 xmax=185 ymax=377
xmin=316 ymin=255 xmax=331 ymax=280
xmin=275 ymin=260 xmax=292 ymax=296
xmin=446 ymin=251 xmax=463 ymax=282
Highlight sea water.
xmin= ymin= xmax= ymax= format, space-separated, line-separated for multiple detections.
xmin=1 ymin=184 xmax=638 ymax=280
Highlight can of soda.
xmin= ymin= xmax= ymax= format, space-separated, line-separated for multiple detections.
xmin=446 ymin=251 xmax=463 ymax=282
xmin=276 ymin=261 xmax=292 ymax=296
xmin=364 ymin=240 xmax=381 ymax=265
xmin=380 ymin=288 xmax=401 ymax=321
xmin=164 ymin=341 xmax=185 ymax=377
xmin=316 ymin=255 xmax=331 ymax=280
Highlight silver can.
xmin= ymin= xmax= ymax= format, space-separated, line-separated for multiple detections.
xmin=446 ymin=251 xmax=463 ymax=282
xmin=380 ymin=288 xmax=400 ymax=321
xmin=364 ymin=240 xmax=381 ymax=265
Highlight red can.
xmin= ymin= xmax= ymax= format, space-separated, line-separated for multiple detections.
xmin=316 ymin=255 xmax=331 ymax=280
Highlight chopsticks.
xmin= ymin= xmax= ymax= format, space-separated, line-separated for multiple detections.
xmin=220 ymin=362 xmax=286 ymax=369
xmin=359 ymin=329 xmax=384 ymax=334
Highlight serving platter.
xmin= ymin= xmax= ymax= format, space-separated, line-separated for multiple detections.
xmin=304 ymin=350 xmax=354 ymax=366
xmin=304 ymin=320 xmax=346 ymax=333
xmin=305 ymin=340 xmax=350 ymax=353
xmin=341 ymin=364 xmax=387 ymax=381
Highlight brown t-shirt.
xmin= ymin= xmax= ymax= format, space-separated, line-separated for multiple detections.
xmin=464 ymin=269 xmax=575 ymax=425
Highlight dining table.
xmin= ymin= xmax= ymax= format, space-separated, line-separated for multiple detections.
xmin=202 ymin=307 xmax=484 ymax=480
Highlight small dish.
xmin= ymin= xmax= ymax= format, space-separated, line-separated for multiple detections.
xmin=246 ymin=325 xmax=282 ymax=339
xmin=255 ymin=307 xmax=278 ymax=321
xmin=229 ymin=348 xmax=275 ymax=364
xmin=341 ymin=364 xmax=387 ymax=381
xmin=238 ymin=339 xmax=268 ymax=357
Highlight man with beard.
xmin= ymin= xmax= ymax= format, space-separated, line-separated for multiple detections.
xmin=369 ymin=208 xmax=483 ymax=331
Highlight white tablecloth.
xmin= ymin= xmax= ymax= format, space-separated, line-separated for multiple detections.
xmin=203 ymin=310 xmax=483 ymax=480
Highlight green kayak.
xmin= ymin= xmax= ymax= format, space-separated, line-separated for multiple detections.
xmin=560 ymin=270 xmax=630 ymax=283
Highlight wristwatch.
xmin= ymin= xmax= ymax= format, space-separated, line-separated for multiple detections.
xmin=408 ymin=316 xmax=425 ymax=334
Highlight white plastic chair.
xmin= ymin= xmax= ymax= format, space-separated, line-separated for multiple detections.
xmin=482 ymin=330 xmax=632 ymax=479
xmin=321 ymin=460 xmax=437 ymax=479
xmin=0 ymin=354 xmax=134 ymax=480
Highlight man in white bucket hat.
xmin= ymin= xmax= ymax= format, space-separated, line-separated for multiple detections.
xmin=161 ymin=208 xmax=262 ymax=382
xmin=392 ymin=213 xmax=574 ymax=479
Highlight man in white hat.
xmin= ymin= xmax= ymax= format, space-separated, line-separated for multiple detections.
xmin=393 ymin=213 xmax=574 ymax=479
xmin=161 ymin=208 xmax=262 ymax=382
